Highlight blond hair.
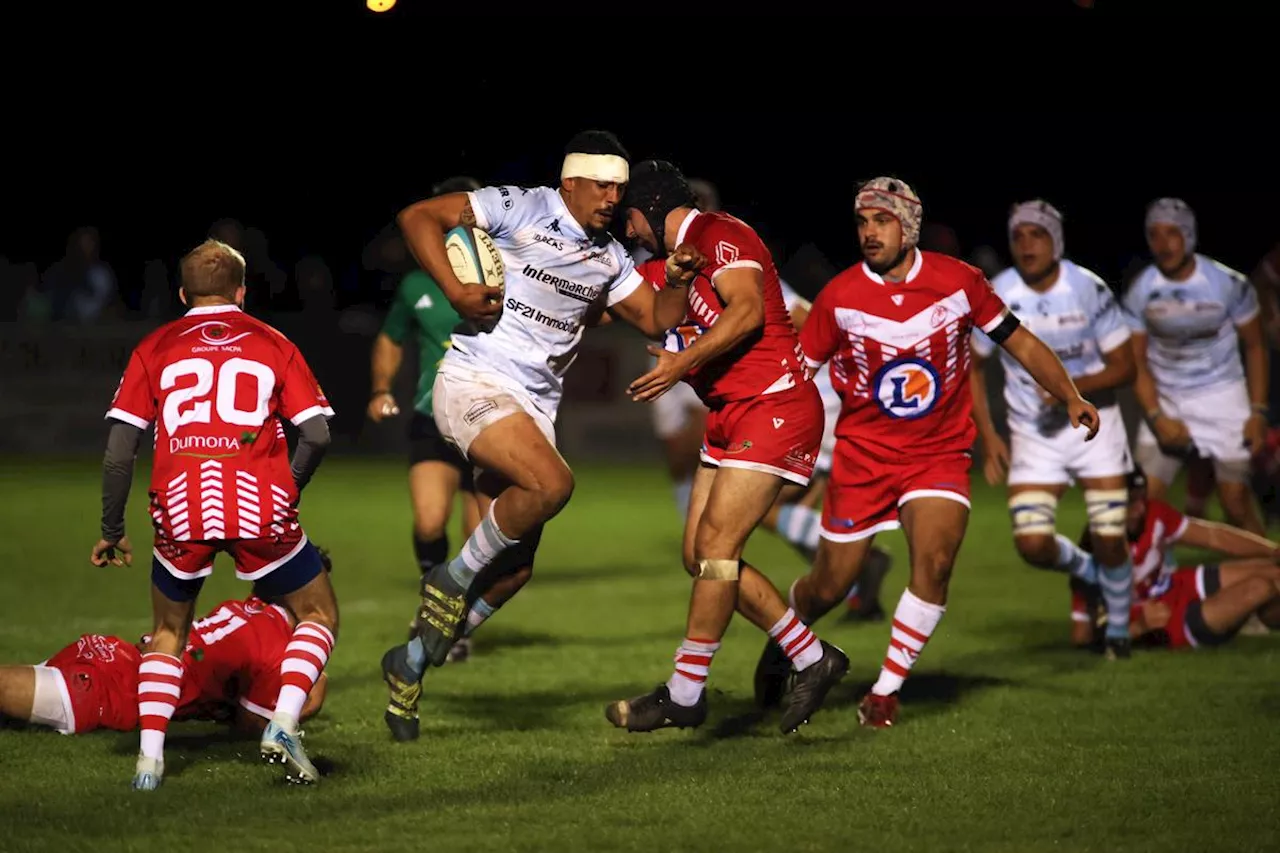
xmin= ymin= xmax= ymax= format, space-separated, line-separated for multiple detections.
xmin=180 ymin=239 xmax=246 ymax=301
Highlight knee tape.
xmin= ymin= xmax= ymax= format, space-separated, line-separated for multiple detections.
xmin=1084 ymin=488 xmax=1128 ymax=538
xmin=696 ymin=558 xmax=740 ymax=581
xmin=1008 ymin=490 xmax=1058 ymax=536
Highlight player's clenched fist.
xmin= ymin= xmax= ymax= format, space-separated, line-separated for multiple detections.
xmin=449 ymin=283 xmax=504 ymax=326
xmin=1067 ymin=396 xmax=1101 ymax=441
xmin=91 ymin=536 xmax=132 ymax=567
xmin=665 ymin=243 xmax=706 ymax=288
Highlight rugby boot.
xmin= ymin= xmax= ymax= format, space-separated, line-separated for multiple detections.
xmin=753 ymin=637 xmax=792 ymax=709
xmin=381 ymin=644 xmax=422 ymax=742
xmin=416 ymin=563 xmax=467 ymax=667
xmin=857 ymin=691 xmax=899 ymax=728
xmin=260 ymin=718 xmax=319 ymax=784
xmin=605 ymin=684 xmax=707 ymax=732
xmin=1104 ymin=636 xmax=1132 ymax=661
xmin=779 ymin=640 xmax=849 ymax=733
xmin=447 ymin=636 xmax=472 ymax=663
xmin=131 ymin=754 xmax=163 ymax=791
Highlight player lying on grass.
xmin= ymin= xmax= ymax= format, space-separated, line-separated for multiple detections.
xmin=0 ymin=551 xmax=332 ymax=738
xmin=1071 ymin=467 xmax=1280 ymax=650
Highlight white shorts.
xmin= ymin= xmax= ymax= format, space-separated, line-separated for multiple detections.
xmin=1134 ymin=381 xmax=1251 ymax=468
xmin=433 ymin=366 xmax=556 ymax=459
xmin=813 ymin=366 xmax=840 ymax=474
xmin=30 ymin=665 xmax=75 ymax=735
xmin=1008 ymin=403 xmax=1132 ymax=486
xmin=652 ymin=380 xmax=706 ymax=440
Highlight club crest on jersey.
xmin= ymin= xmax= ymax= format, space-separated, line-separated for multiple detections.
xmin=873 ymin=357 xmax=940 ymax=420
xmin=181 ymin=320 xmax=252 ymax=349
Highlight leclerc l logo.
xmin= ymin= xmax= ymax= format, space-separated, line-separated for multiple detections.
xmin=872 ymin=357 xmax=941 ymax=419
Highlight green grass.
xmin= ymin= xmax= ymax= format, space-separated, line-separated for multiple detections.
xmin=2 ymin=456 xmax=1278 ymax=853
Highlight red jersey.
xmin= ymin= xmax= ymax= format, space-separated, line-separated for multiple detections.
xmin=1127 ymin=499 xmax=1189 ymax=602
xmin=660 ymin=210 xmax=806 ymax=406
xmin=800 ymin=251 xmax=1012 ymax=461
xmin=175 ymin=595 xmax=294 ymax=722
xmin=106 ymin=304 xmax=333 ymax=542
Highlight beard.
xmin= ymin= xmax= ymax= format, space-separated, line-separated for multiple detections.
xmin=865 ymin=244 xmax=911 ymax=276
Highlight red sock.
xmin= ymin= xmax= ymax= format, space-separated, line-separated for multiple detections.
xmin=666 ymin=637 xmax=719 ymax=706
xmin=137 ymin=652 xmax=184 ymax=760
xmin=272 ymin=621 xmax=334 ymax=725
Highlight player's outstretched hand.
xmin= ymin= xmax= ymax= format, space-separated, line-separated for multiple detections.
xmin=1068 ymin=397 xmax=1100 ymax=441
xmin=629 ymin=345 xmax=689 ymax=403
xmin=665 ymin=243 xmax=707 ymax=288
xmin=91 ymin=536 xmax=133 ymax=567
xmin=450 ymin=283 xmax=504 ymax=326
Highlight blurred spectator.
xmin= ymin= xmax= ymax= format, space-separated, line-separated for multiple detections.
xmin=207 ymin=218 xmax=288 ymax=311
xmin=42 ymin=227 xmax=118 ymax=323
xmin=969 ymin=244 xmax=1003 ymax=279
xmin=140 ymin=259 xmax=173 ymax=319
xmin=920 ymin=222 xmax=961 ymax=257
xmin=296 ymin=255 xmax=336 ymax=317
xmin=689 ymin=177 xmax=721 ymax=213
xmin=14 ymin=261 xmax=47 ymax=324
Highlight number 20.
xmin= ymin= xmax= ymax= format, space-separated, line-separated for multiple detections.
xmin=160 ymin=357 xmax=275 ymax=436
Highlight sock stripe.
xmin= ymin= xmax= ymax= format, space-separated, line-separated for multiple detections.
xmin=891 ymin=618 xmax=929 ymax=644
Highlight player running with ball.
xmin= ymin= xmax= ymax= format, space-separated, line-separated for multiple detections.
xmin=757 ymin=178 xmax=1098 ymax=728
xmin=606 ymin=160 xmax=849 ymax=735
xmin=382 ymin=132 xmax=704 ymax=740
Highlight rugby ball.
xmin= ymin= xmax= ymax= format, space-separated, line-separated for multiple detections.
xmin=445 ymin=225 xmax=505 ymax=290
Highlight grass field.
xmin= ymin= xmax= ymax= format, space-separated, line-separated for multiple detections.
xmin=2 ymin=455 xmax=1278 ymax=853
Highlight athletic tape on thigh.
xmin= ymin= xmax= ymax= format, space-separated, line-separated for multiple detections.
xmin=1084 ymin=489 xmax=1128 ymax=537
xmin=1008 ymin=490 xmax=1058 ymax=536
xmin=697 ymin=558 xmax=740 ymax=580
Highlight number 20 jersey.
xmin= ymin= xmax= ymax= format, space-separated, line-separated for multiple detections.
xmin=107 ymin=304 xmax=333 ymax=542
xmin=800 ymin=251 xmax=1013 ymax=463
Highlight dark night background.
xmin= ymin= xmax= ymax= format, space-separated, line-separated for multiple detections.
xmin=2 ymin=1 xmax=1274 ymax=456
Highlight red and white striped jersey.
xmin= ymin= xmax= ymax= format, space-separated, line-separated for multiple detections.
xmin=107 ymin=304 xmax=333 ymax=542
xmin=801 ymin=251 xmax=1012 ymax=462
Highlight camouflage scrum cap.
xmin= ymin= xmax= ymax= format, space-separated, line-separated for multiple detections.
xmin=856 ymin=177 xmax=923 ymax=248
xmin=1009 ymin=199 xmax=1065 ymax=261
xmin=1145 ymin=198 xmax=1197 ymax=254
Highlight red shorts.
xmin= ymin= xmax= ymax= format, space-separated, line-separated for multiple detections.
xmin=699 ymin=380 xmax=823 ymax=486
xmin=153 ymin=524 xmax=309 ymax=583
xmin=822 ymin=444 xmax=973 ymax=541
xmin=42 ymin=635 xmax=141 ymax=734
xmin=1139 ymin=565 xmax=1221 ymax=649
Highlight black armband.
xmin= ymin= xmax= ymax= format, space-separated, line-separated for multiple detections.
xmin=986 ymin=310 xmax=1020 ymax=345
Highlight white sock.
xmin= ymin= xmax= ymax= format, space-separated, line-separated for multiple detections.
xmin=872 ymin=589 xmax=945 ymax=696
xmin=768 ymin=608 xmax=824 ymax=671
xmin=446 ymin=501 xmax=517 ymax=589
xmin=667 ymin=638 xmax=720 ymax=706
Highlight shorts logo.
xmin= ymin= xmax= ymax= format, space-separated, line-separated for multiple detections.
xmin=873 ymin=357 xmax=940 ymax=420
xmin=828 ymin=516 xmax=856 ymax=529
xmin=772 ymin=417 xmax=785 ymax=429
xmin=726 ymin=439 xmax=753 ymax=454
xmin=463 ymin=400 xmax=499 ymax=425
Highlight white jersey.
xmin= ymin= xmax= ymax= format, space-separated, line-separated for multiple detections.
xmin=1122 ymin=254 xmax=1258 ymax=393
xmin=443 ymin=186 xmax=644 ymax=416
xmin=973 ymin=260 xmax=1130 ymax=428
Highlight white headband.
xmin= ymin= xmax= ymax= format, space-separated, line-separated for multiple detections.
xmin=561 ymin=153 xmax=629 ymax=184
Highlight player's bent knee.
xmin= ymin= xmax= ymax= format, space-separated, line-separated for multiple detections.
xmin=1012 ymin=533 xmax=1058 ymax=566
xmin=1008 ymin=490 xmax=1058 ymax=537
xmin=1084 ymin=489 xmax=1128 ymax=538
xmin=696 ymin=559 xmax=740 ymax=581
